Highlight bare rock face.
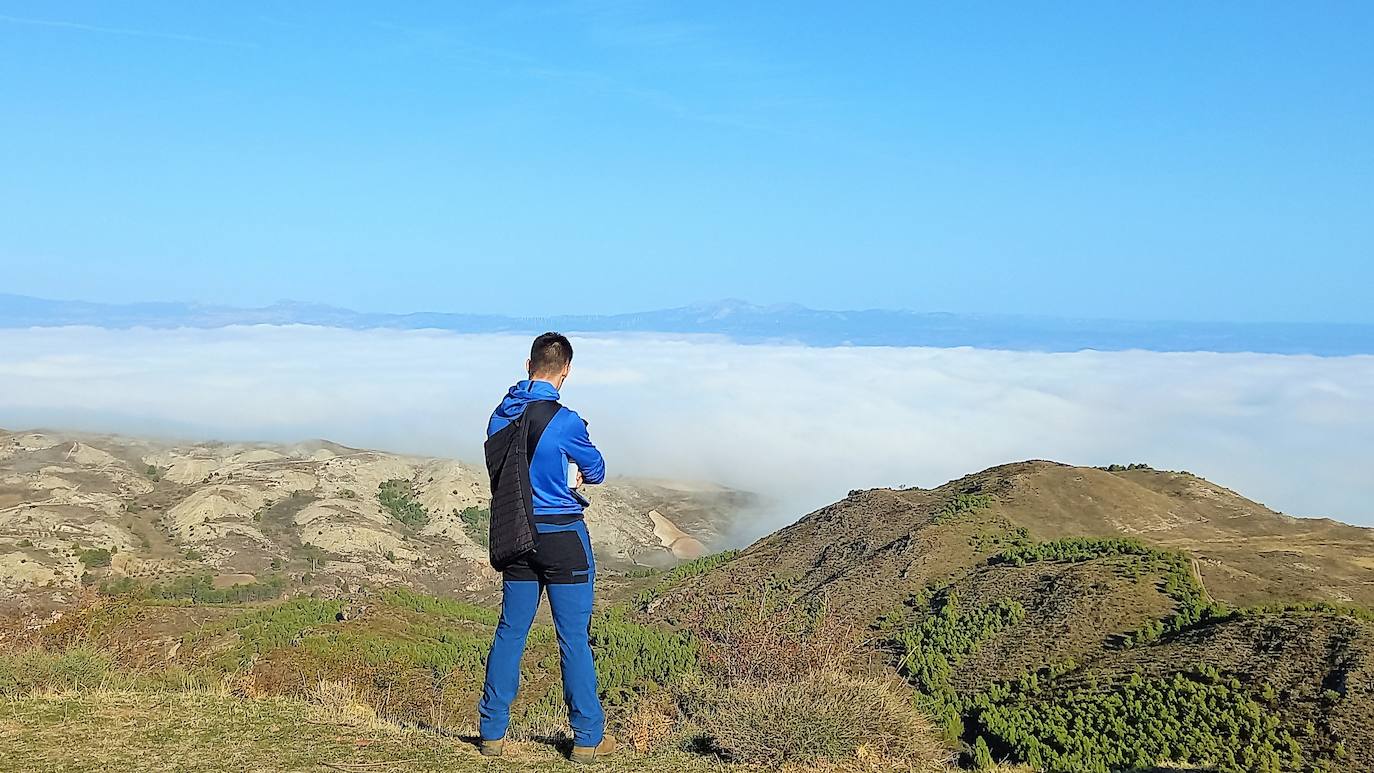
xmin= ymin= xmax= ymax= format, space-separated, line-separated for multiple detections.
xmin=0 ymin=428 xmax=755 ymax=609
xmin=648 ymin=510 xmax=706 ymax=559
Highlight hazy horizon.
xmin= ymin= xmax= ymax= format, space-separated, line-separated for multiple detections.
xmin=5 ymin=291 xmax=1374 ymax=357
xmin=2 ymin=325 xmax=1370 ymax=536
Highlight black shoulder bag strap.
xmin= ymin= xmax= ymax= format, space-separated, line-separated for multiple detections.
xmin=523 ymin=399 xmax=561 ymax=457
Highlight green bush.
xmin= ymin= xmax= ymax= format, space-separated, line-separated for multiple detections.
xmin=972 ymin=668 xmax=1304 ymax=772
xmin=378 ymin=479 xmax=428 ymax=528
xmin=932 ymin=493 xmax=994 ymax=524
xmin=456 ymin=506 xmax=490 ymax=547
xmin=634 ymin=550 xmax=741 ymax=609
xmin=591 ymin=608 xmax=698 ymax=707
xmin=379 ymin=588 xmax=498 ymax=626
xmin=972 ymin=735 xmax=995 ymax=769
xmin=78 ymin=548 xmax=112 ymax=568
xmin=297 ymin=626 xmax=488 ymax=678
xmin=194 ymin=598 xmax=345 ymax=668
xmin=101 ymin=574 xmax=286 ymax=605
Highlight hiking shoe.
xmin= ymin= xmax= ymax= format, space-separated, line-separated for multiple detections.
xmin=570 ymin=735 xmax=617 ymax=765
xmin=479 ymin=737 xmax=506 ymax=757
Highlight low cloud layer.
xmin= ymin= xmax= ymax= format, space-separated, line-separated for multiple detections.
xmin=1 ymin=326 xmax=1371 ymax=534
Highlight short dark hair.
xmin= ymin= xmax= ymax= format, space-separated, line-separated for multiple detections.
xmin=529 ymin=332 xmax=573 ymax=376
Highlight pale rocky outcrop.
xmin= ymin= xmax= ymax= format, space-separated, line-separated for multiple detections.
xmin=415 ymin=460 xmax=488 ymax=517
xmin=0 ymin=428 xmax=748 ymax=604
xmin=163 ymin=458 xmax=219 ymax=485
xmin=316 ymin=454 xmax=416 ymax=498
xmin=227 ymin=449 xmax=286 ymax=465
xmin=0 ymin=506 xmax=138 ymax=552
xmin=305 ymin=525 xmax=420 ymax=562
xmin=295 ymin=498 xmax=391 ymax=529
xmin=66 ymin=442 xmax=121 ymax=468
xmin=165 ymin=486 xmax=271 ymax=543
xmin=649 ymin=510 xmax=706 ymax=560
xmin=0 ymin=551 xmax=61 ymax=592
xmin=14 ymin=434 xmax=59 ymax=451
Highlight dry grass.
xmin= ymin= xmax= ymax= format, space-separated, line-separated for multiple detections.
xmin=622 ymin=691 xmax=680 ymax=753
xmin=673 ymin=592 xmax=953 ymax=771
xmin=691 ymin=593 xmax=866 ymax=684
xmin=0 ymin=690 xmax=731 ymax=772
xmin=697 ymin=670 xmax=950 ymax=770
xmin=7 ymin=593 xmax=957 ymax=772
xmin=303 ymin=678 xmax=386 ymax=728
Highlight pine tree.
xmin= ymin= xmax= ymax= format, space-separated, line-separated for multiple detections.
xmin=972 ymin=736 xmax=994 ymax=770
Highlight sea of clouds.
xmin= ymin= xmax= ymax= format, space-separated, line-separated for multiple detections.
xmin=1 ymin=325 xmax=1371 ymax=534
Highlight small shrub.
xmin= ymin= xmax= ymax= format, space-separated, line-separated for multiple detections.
xmin=303 ymin=679 xmax=379 ymax=725
xmin=972 ymin=735 xmax=995 ymax=769
xmin=699 ymin=670 xmax=948 ymax=768
xmin=78 ymin=548 xmax=112 ymax=568
xmin=621 ymin=692 xmax=680 ymax=753
xmin=693 ymin=595 xmax=861 ymax=685
xmin=296 ymin=543 xmax=330 ymax=566
xmin=510 ymin=686 xmax=571 ymax=742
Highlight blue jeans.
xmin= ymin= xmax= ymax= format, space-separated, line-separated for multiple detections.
xmin=478 ymin=520 xmax=604 ymax=747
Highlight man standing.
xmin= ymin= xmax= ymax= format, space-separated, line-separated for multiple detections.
xmin=478 ymin=332 xmax=616 ymax=764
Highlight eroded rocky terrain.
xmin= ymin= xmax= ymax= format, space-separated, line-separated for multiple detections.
xmin=0 ymin=428 xmax=755 ymax=609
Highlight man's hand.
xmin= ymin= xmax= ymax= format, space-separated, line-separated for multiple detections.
xmin=574 ymin=469 xmax=584 ymax=488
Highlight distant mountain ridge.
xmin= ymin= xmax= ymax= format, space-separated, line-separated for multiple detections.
xmin=3 ymin=293 xmax=1372 ymax=355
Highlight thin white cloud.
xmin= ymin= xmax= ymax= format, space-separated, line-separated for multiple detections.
xmin=0 ymin=14 xmax=254 ymax=48
xmin=0 ymin=327 xmax=1370 ymax=536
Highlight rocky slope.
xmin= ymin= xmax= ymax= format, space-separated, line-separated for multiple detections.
xmin=0 ymin=428 xmax=754 ymax=610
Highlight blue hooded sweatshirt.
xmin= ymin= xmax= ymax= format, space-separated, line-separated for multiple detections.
xmin=487 ymin=379 xmax=605 ymax=518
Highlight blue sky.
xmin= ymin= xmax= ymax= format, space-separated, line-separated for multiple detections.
xmin=2 ymin=2 xmax=1371 ymax=322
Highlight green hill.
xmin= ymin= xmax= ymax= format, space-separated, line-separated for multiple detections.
xmin=652 ymin=461 xmax=1374 ymax=770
